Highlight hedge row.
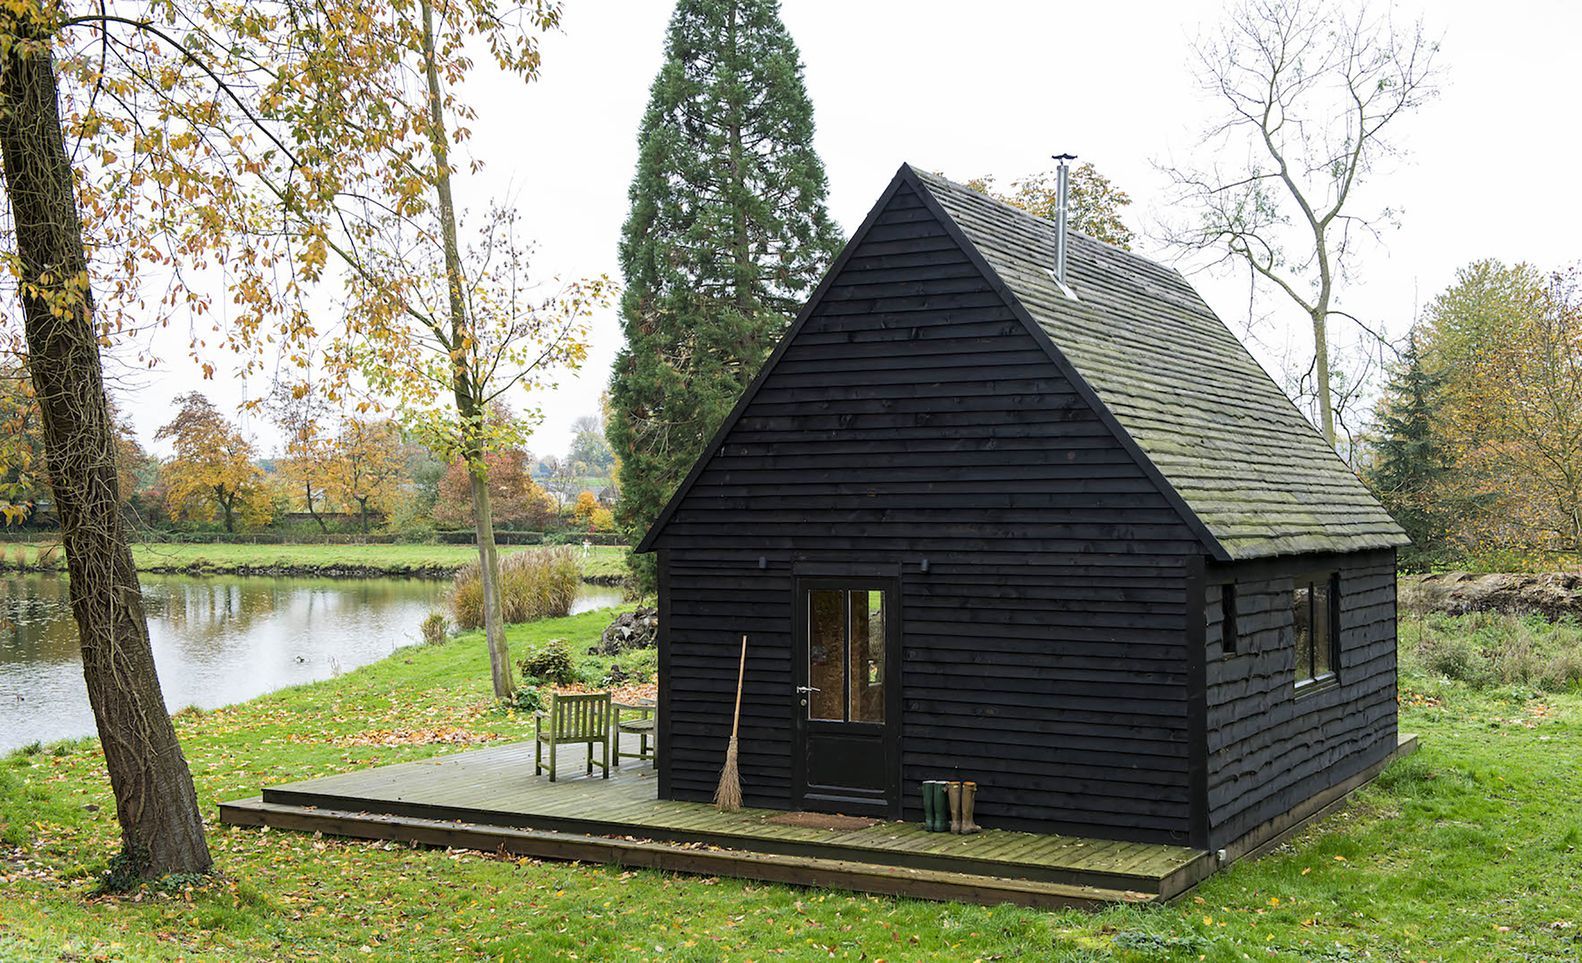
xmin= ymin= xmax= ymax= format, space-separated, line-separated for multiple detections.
xmin=137 ymin=528 xmax=401 ymax=543
xmin=435 ymin=530 xmax=546 ymax=545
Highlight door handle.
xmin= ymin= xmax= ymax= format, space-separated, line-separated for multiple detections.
xmin=796 ymin=685 xmax=821 ymax=693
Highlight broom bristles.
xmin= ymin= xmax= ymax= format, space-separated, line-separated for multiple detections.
xmin=713 ymin=735 xmax=742 ymax=811
xmin=714 ymin=634 xmax=749 ymax=811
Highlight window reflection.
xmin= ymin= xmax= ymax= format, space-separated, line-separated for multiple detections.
xmin=806 ymin=587 xmax=886 ymax=724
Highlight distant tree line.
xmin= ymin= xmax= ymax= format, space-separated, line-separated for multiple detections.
xmin=0 ymin=387 xmax=620 ymax=540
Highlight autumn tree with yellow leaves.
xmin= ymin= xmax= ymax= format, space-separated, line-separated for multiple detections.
xmin=1430 ymin=265 xmax=1582 ymax=553
xmin=155 ymin=393 xmax=272 ymax=532
xmin=962 ymin=163 xmax=1135 ymax=249
xmin=268 ymin=380 xmax=341 ymax=533
xmin=272 ymin=0 xmax=610 ymax=699
xmin=0 ymin=0 xmax=602 ymax=881
xmin=332 ymin=418 xmax=407 ymax=533
xmin=1369 ymin=261 xmax=1582 ymax=561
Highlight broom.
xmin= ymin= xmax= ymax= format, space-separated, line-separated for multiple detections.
xmin=713 ymin=634 xmax=748 ymax=811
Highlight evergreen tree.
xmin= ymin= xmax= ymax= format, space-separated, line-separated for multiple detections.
xmin=1367 ymin=327 xmax=1451 ymax=559
xmin=609 ymin=0 xmax=842 ymax=587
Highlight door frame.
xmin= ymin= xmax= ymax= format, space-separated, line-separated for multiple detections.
xmin=790 ymin=573 xmax=903 ymax=817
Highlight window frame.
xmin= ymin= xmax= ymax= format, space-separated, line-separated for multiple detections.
xmin=1292 ymin=571 xmax=1340 ymax=695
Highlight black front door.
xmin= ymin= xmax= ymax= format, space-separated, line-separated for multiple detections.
xmin=792 ymin=578 xmax=900 ymax=816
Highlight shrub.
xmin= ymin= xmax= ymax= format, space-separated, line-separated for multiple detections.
xmin=519 ymin=639 xmax=577 ymax=686
xmin=450 ymin=546 xmax=582 ymax=630
xmin=502 ymin=684 xmax=545 ymax=714
xmin=98 ymin=844 xmax=150 ymax=895
xmin=420 ymin=611 xmax=450 ymax=646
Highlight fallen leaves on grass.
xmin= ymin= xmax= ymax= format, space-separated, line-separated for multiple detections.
xmin=330 ymin=727 xmax=502 ymax=748
xmin=553 ymin=682 xmax=658 ymax=704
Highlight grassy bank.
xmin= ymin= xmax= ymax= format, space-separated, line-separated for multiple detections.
xmin=1403 ymin=610 xmax=1582 ymax=690
xmin=3 ymin=611 xmax=1581 ymax=960
xmin=0 ymin=541 xmax=628 ymax=581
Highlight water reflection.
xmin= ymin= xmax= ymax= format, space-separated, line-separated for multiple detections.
xmin=0 ymin=574 xmax=624 ymax=752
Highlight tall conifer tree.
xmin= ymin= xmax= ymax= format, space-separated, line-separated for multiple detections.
xmin=1368 ymin=328 xmax=1451 ymax=559
xmin=609 ymin=0 xmax=842 ymax=586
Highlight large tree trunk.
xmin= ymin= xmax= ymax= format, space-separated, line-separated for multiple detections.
xmin=0 ymin=18 xmax=211 ymax=877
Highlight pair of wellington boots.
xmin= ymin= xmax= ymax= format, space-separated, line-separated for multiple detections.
xmin=921 ymin=780 xmax=980 ymax=834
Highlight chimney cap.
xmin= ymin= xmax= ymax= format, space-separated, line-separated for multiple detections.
xmin=1052 ymin=152 xmax=1078 ymax=162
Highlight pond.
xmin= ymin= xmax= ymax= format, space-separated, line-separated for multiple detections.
xmin=0 ymin=573 xmax=625 ymax=753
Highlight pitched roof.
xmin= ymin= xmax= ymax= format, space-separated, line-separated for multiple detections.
xmin=906 ymin=166 xmax=1407 ymax=560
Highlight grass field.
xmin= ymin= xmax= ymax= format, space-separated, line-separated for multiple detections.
xmin=0 ymin=541 xmax=629 ymax=580
xmin=2 ymin=608 xmax=1580 ymax=960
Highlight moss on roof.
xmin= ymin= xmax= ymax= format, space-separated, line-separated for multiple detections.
xmin=910 ymin=167 xmax=1408 ymax=561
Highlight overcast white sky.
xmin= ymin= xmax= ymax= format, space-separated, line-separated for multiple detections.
xmin=120 ymin=0 xmax=1582 ymax=461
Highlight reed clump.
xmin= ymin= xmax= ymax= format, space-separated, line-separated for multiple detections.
xmin=451 ymin=547 xmax=582 ymax=630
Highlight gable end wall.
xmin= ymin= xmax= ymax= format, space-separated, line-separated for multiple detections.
xmin=655 ymin=184 xmax=1205 ymax=843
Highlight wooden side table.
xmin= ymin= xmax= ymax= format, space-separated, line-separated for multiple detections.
xmin=613 ymin=699 xmax=657 ymax=766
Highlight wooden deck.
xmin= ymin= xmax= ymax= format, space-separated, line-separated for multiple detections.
xmin=220 ymin=739 xmax=1212 ymax=908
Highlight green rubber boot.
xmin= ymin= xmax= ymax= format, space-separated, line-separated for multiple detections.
xmin=929 ymin=782 xmax=949 ymax=832
xmin=920 ymin=781 xmax=935 ymax=830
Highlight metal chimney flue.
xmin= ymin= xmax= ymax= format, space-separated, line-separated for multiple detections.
xmin=1052 ymin=152 xmax=1077 ymax=296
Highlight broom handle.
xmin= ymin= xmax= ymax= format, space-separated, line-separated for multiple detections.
xmin=730 ymin=634 xmax=747 ymax=734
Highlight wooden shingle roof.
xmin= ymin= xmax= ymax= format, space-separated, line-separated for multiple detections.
xmin=907 ymin=166 xmax=1407 ymax=561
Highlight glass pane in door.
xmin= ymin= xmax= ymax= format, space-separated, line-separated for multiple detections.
xmin=849 ymin=590 xmax=885 ymax=723
xmin=807 ymin=590 xmax=845 ymax=721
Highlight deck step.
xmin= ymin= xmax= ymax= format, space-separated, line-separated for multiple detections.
xmin=256 ymin=783 xmax=1204 ymax=895
xmin=220 ymin=797 xmax=1159 ymax=910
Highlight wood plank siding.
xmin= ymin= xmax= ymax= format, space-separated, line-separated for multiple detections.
xmin=653 ymin=184 xmax=1206 ymax=843
xmin=1202 ymin=549 xmax=1399 ymax=850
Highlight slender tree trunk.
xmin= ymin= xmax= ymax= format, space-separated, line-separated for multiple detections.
xmin=419 ymin=0 xmax=510 ymax=697
xmin=0 ymin=19 xmax=210 ymax=877
xmin=1312 ymin=306 xmax=1335 ymax=446
xmin=304 ymin=482 xmax=329 ymax=533
xmin=357 ymin=497 xmax=370 ymax=534
xmin=464 ymin=434 xmax=511 ymax=697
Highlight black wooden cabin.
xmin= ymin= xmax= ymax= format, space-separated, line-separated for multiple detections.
xmin=635 ymin=165 xmax=1409 ymax=852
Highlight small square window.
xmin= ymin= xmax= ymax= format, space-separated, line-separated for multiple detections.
xmin=1221 ymin=584 xmax=1238 ymax=655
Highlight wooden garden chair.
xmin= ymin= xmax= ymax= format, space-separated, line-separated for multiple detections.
xmin=534 ymin=691 xmax=612 ymax=782
xmin=613 ymin=699 xmax=657 ymax=766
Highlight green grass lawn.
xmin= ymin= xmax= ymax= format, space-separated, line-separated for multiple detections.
xmin=0 ymin=541 xmax=629 ymax=580
xmin=2 ymin=610 xmax=1580 ymax=960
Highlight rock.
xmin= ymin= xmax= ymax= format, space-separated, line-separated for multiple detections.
xmin=591 ymin=606 xmax=659 ymax=655
xmin=1400 ymin=572 xmax=1582 ymax=620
